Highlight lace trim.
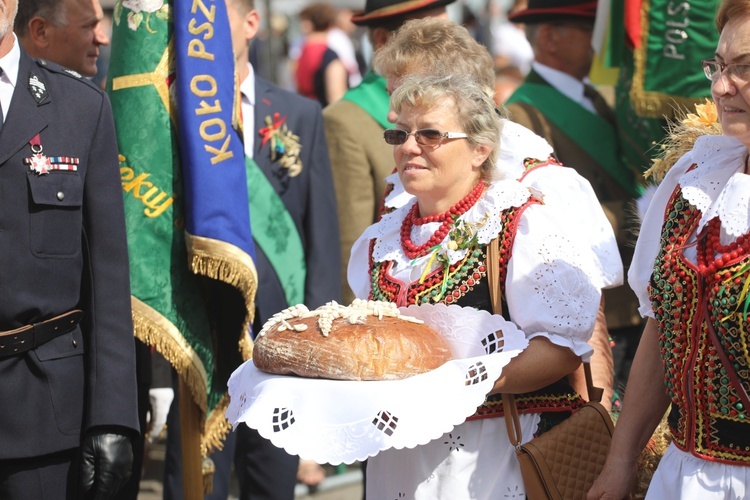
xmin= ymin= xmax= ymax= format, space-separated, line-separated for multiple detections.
xmin=679 ymin=135 xmax=750 ymax=237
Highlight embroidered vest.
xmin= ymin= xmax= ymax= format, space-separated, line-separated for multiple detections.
xmin=649 ymin=183 xmax=750 ymax=465
xmin=368 ymin=186 xmax=585 ymax=419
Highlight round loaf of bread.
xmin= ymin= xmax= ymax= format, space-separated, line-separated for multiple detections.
xmin=253 ymin=300 xmax=452 ymax=381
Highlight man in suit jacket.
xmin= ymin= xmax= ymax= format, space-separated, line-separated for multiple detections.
xmin=504 ymin=0 xmax=644 ymax=389
xmin=323 ymin=0 xmax=456 ymax=305
xmin=0 ymin=1 xmax=139 ymax=498
xmin=163 ymin=0 xmax=341 ymax=498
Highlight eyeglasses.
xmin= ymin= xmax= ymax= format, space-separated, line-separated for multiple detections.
xmin=702 ymin=59 xmax=750 ymax=82
xmin=383 ymin=128 xmax=468 ymax=147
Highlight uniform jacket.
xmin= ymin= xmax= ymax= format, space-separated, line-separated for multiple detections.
xmin=251 ymin=77 xmax=341 ymax=327
xmin=505 ymin=70 xmax=641 ymax=330
xmin=0 ymin=48 xmax=139 ymax=458
xmin=323 ymin=98 xmax=393 ymax=304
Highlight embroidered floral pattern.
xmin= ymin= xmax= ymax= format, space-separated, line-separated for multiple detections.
xmin=443 ymin=432 xmax=464 ymax=452
xmin=259 ymin=113 xmax=303 ymax=177
xmin=114 ymin=0 xmax=169 ymax=32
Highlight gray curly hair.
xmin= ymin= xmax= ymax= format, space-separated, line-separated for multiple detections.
xmin=390 ymin=73 xmax=501 ymax=180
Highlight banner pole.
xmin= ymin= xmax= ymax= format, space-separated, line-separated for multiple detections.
xmin=179 ymin=377 xmax=204 ymax=500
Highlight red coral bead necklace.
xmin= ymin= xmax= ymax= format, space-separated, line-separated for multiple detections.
xmin=400 ymin=181 xmax=485 ymax=259
xmin=698 ymin=217 xmax=750 ymax=275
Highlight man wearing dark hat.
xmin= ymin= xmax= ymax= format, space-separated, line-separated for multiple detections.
xmin=323 ymin=0 xmax=456 ymax=306
xmin=504 ymin=0 xmax=644 ymax=393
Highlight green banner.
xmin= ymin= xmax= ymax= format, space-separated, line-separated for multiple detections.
xmin=107 ymin=0 xmax=242 ymax=452
xmin=631 ymin=0 xmax=719 ymax=118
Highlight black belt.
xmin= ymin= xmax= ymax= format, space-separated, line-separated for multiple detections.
xmin=0 ymin=310 xmax=83 ymax=358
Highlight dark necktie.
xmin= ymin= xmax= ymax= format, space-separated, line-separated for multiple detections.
xmin=583 ymin=84 xmax=616 ymax=126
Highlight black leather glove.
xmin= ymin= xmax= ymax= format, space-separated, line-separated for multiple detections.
xmin=79 ymin=429 xmax=134 ymax=500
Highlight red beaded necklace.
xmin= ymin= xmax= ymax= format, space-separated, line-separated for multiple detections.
xmin=400 ymin=181 xmax=486 ymax=259
xmin=698 ymin=217 xmax=750 ymax=275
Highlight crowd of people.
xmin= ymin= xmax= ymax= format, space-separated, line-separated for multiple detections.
xmin=1 ymin=0 xmax=749 ymax=498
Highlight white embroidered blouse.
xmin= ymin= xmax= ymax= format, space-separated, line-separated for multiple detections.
xmin=348 ymin=120 xmax=623 ymax=360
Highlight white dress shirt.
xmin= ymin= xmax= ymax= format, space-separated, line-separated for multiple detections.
xmin=239 ymin=62 xmax=255 ymax=158
xmin=0 ymin=34 xmax=21 ymax=125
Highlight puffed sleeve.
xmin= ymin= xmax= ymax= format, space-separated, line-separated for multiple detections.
xmin=505 ymin=201 xmax=603 ymax=361
xmin=347 ymin=231 xmax=372 ymax=300
xmin=520 ymin=165 xmax=623 ymax=290
xmin=628 ymin=150 xmax=696 ymax=318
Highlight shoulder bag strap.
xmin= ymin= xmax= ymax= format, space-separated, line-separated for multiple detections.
xmin=486 ymin=235 xmax=524 ymax=447
xmin=487 ymin=236 xmax=601 ymax=449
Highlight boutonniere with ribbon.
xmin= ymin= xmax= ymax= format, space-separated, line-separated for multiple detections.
xmin=259 ymin=112 xmax=303 ymax=177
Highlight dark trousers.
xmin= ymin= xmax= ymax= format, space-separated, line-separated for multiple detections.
xmin=0 ymin=449 xmax=78 ymax=500
xmin=234 ymin=425 xmax=299 ymax=500
xmin=163 ymin=372 xmax=299 ymax=500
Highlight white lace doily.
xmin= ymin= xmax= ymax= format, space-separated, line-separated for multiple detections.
xmin=226 ymin=304 xmax=528 ymax=465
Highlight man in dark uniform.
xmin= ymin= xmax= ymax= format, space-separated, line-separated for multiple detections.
xmin=15 ymin=2 xmax=151 ymax=498
xmin=0 ymin=0 xmax=139 ymax=497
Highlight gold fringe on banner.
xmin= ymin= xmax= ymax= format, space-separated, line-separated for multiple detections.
xmin=184 ymin=232 xmax=258 ymax=460
xmin=134 ymin=233 xmax=258 ymax=493
xmin=131 ymin=296 xmax=208 ymax=413
xmin=132 ymin=297 xmax=232 ymax=493
xmin=185 ymin=232 xmax=258 ymax=363
xmin=201 ymin=394 xmax=233 ymax=456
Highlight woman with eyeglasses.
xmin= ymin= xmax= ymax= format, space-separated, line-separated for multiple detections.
xmin=589 ymin=1 xmax=750 ymax=498
xmin=346 ymin=72 xmax=618 ymax=499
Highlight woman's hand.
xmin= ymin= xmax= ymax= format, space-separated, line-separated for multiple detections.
xmin=588 ymin=318 xmax=669 ymax=500
xmin=587 ymin=455 xmax=637 ymax=499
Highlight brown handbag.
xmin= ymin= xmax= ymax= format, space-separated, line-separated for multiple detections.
xmin=486 ymin=237 xmax=615 ymax=500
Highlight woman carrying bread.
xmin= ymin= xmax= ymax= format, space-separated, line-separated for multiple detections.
xmin=589 ymin=1 xmax=750 ymax=498
xmin=347 ymin=72 xmax=619 ymax=498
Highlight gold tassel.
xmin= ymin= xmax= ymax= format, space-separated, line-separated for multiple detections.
xmin=202 ymin=456 xmax=216 ymax=495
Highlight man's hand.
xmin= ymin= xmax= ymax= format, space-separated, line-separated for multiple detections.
xmin=80 ymin=430 xmax=133 ymax=500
